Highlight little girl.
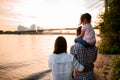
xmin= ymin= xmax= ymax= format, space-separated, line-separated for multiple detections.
xmin=75 ymin=13 xmax=96 ymax=47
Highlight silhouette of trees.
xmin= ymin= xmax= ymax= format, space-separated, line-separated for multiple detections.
xmin=99 ymin=0 xmax=120 ymax=54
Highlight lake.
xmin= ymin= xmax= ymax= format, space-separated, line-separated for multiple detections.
xmin=0 ymin=30 xmax=100 ymax=80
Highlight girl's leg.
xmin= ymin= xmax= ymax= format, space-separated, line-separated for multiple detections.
xmin=74 ymin=38 xmax=92 ymax=47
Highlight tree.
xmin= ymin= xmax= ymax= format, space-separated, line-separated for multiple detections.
xmin=99 ymin=0 xmax=120 ymax=54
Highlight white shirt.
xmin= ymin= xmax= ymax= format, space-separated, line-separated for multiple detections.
xmin=82 ymin=23 xmax=96 ymax=44
xmin=48 ymin=53 xmax=84 ymax=80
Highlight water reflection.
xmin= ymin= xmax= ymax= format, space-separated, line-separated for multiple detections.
xmin=0 ymin=31 xmax=100 ymax=79
xmin=0 ymin=35 xmax=76 ymax=79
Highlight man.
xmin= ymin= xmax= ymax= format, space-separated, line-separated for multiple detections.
xmin=70 ymin=26 xmax=98 ymax=80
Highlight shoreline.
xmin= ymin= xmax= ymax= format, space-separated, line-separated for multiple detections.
xmin=0 ymin=33 xmax=76 ymax=35
xmin=20 ymin=54 xmax=120 ymax=80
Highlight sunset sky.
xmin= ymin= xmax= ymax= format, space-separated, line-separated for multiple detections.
xmin=0 ymin=0 xmax=104 ymax=31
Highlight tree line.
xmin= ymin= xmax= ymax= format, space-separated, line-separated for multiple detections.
xmin=98 ymin=0 xmax=120 ymax=54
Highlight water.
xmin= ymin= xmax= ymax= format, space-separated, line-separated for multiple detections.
xmin=0 ymin=34 xmax=77 ymax=80
xmin=0 ymin=30 xmax=100 ymax=80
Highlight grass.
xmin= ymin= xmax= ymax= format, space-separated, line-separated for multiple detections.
xmin=98 ymin=37 xmax=120 ymax=54
xmin=111 ymin=56 xmax=120 ymax=80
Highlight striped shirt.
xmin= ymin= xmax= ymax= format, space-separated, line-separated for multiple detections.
xmin=70 ymin=43 xmax=98 ymax=80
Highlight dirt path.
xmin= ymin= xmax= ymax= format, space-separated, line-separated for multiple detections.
xmin=94 ymin=54 xmax=118 ymax=80
xmin=39 ymin=54 xmax=119 ymax=80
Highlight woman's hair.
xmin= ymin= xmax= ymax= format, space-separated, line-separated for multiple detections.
xmin=80 ymin=13 xmax=91 ymax=24
xmin=53 ymin=36 xmax=67 ymax=54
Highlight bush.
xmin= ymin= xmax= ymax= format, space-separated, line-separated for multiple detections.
xmin=111 ymin=56 xmax=120 ymax=80
xmin=98 ymin=0 xmax=120 ymax=54
xmin=98 ymin=37 xmax=120 ymax=54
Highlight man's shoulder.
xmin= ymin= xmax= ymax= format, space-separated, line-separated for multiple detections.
xmin=71 ymin=43 xmax=84 ymax=49
xmin=71 ymin=43 xmax=98 ymax=50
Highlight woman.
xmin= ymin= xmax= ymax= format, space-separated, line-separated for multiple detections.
xmin=48 ymin=36 xmax=84 ymax=80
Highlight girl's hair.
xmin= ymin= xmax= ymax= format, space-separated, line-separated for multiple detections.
xmin=80 ymin=13 xmax=91 ymax=24
xmin=80 ymin=14 xmax=85 ymax=24
xmin=53 ymin=36 xmax=67 ymax=54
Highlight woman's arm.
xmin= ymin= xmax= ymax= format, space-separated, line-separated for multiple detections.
xmin=72 ymin=57 xmax=84 ymax=72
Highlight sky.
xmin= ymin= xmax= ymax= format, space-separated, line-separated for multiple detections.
xmin=0 ymin=0 xmax=104 ymax=31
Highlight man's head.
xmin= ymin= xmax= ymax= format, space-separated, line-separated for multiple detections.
xmin=76 ymin=26 xmax=82 ymax=36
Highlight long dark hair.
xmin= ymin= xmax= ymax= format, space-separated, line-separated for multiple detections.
xmin=53 ymin=36 xmax=67 ymax=54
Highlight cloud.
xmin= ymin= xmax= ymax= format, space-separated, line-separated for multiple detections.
xmin=0 ymin=0 xmax=20 ymax=19
xmin=0 ymin=0 xmax=104 ymax=30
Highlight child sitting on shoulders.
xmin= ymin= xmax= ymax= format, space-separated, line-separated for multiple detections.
xmin=75 ymin=13 xmax=96 ymax=47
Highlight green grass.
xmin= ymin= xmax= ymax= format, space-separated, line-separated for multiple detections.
xmin=111 ymin=56 xmax=120 ymax=80
xmin=98 ymin=37 xmax=120 ymax=54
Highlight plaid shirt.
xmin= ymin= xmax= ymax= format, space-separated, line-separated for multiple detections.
xmin=70 ymin=43 xmax=98 ymax=80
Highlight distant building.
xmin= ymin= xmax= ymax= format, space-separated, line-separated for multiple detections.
xmin=30 ymin=24 xmax=36 ymax=31
xmin=18 ymin=25 xmax=29 ymax=31
xmin=37 ymin=26 xmax=40 ymax=30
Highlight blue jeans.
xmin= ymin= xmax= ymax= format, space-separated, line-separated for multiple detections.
xmin=74 ymin=38 xmax=92 ymax=47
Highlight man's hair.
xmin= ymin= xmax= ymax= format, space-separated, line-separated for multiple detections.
xmin=80 ymin=13 xmax=91 ymax=24
xmin=77 ymin=26 xmax=82 ymax=35
xmin=53 ymin=36 xmax=67 ymax=54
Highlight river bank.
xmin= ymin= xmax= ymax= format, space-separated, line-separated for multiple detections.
xmin=20 ymin=54 xmax=119 ymax=80
xmin=40 ymin=54 xmax=119 ymax=80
